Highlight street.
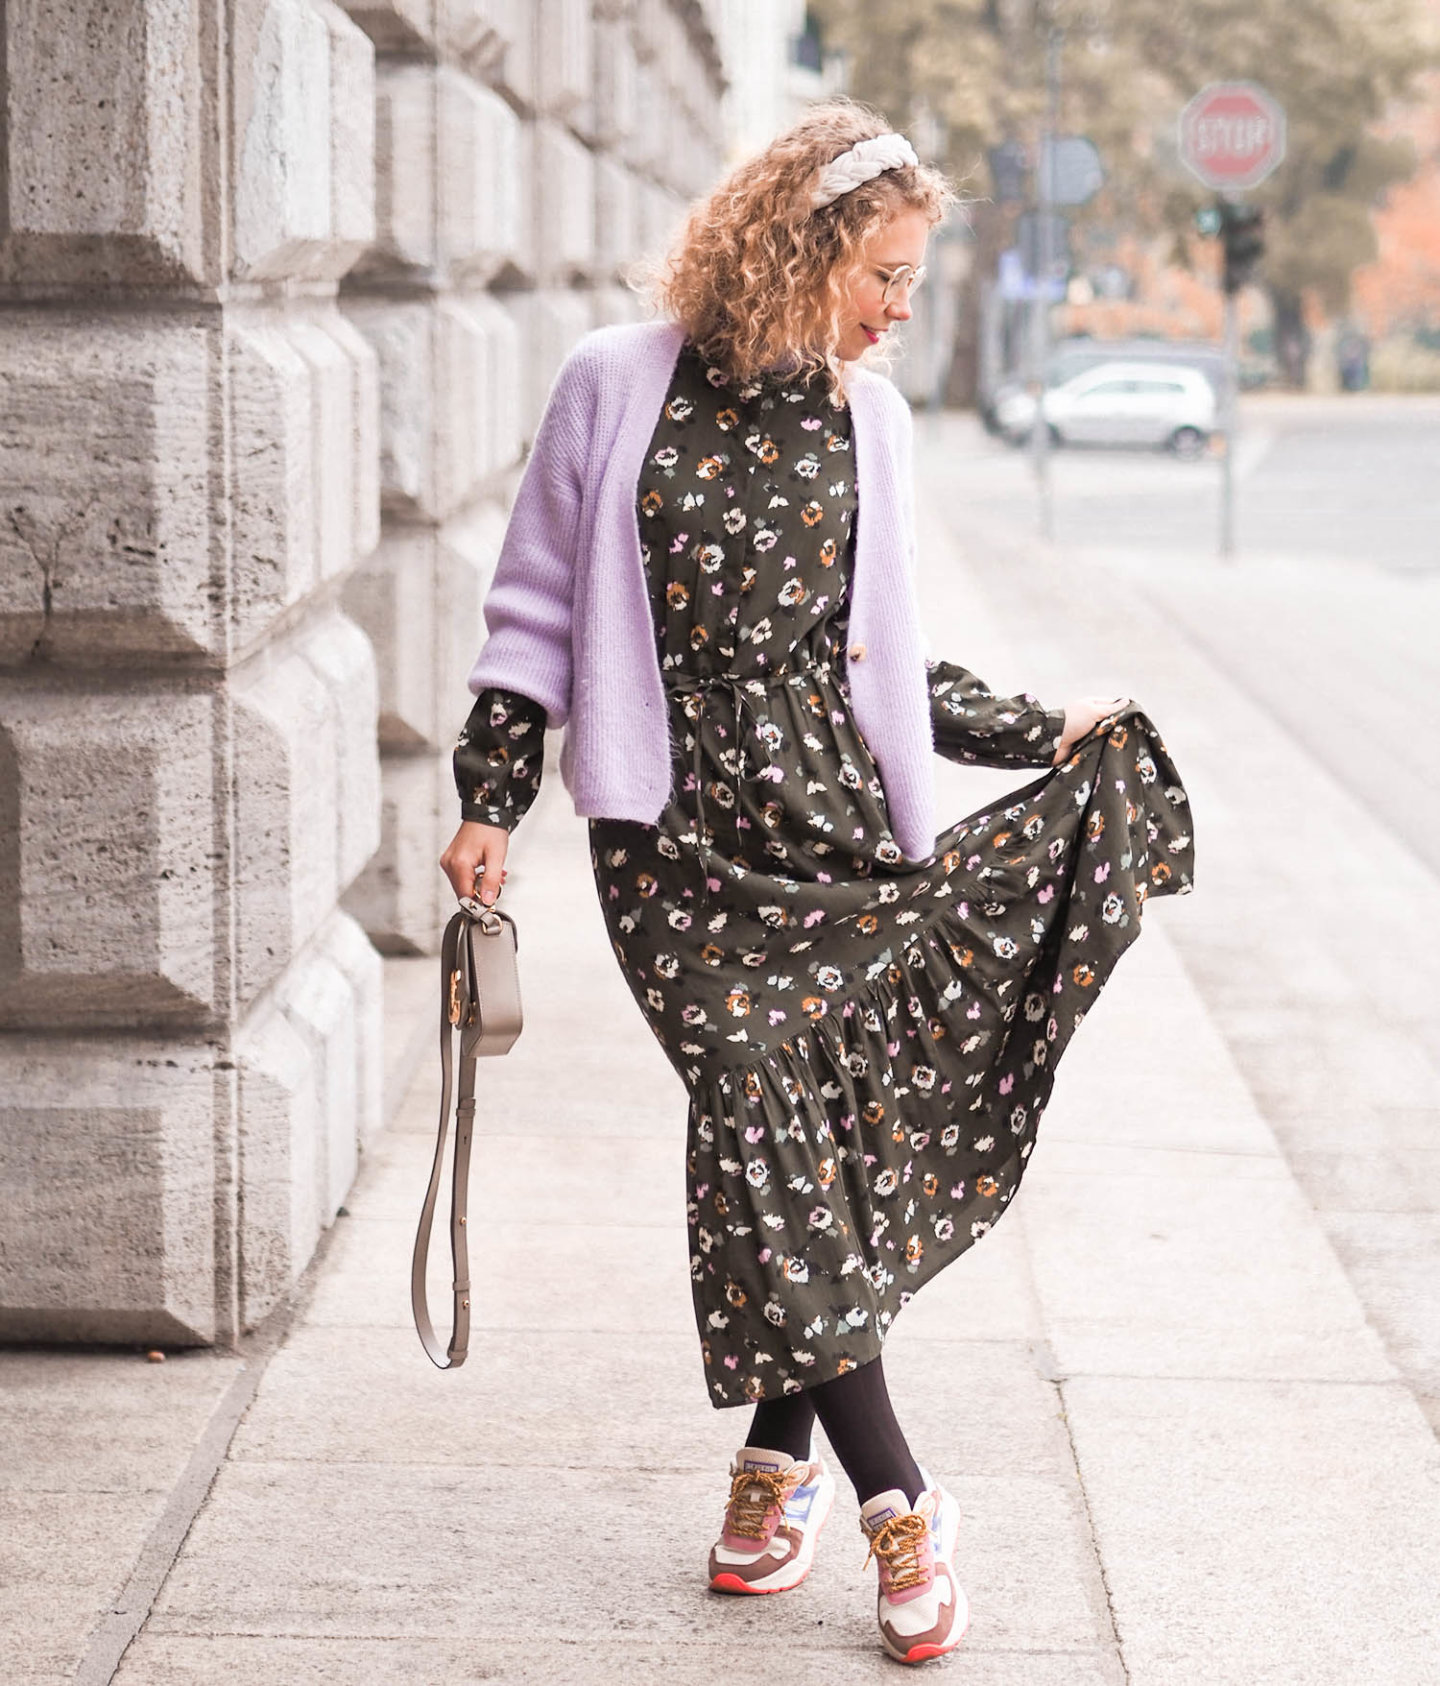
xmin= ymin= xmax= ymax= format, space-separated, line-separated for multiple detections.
xmin=943 ymin=391 xmax=1440 ymax=574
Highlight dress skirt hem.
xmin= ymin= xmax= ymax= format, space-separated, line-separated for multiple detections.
xmin=675 ymin=708 xmax=1192 ymax=1407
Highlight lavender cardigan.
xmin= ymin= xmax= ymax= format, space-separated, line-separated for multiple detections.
xmin=468 ymin=320 xmax=938 ymax=860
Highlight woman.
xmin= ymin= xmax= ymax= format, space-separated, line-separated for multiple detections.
xmin=440 ymin=100 xmax=1193 ymax=1666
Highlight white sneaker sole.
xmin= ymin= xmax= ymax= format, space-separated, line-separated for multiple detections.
xmin=709 ymin=1465 xmax=837 ymax=1595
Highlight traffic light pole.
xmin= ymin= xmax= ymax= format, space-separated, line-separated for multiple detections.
xmin=1178 ymin=81 xmax=1285 ymax=561
xmin=1221 ymin=287 xmax=1239 ymax=559
xmin=1208 ymin=194 xmax=1264 ymax=560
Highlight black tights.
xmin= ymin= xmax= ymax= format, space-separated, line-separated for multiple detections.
xmin=745 ymin=1355 xmax=924 ymax=1508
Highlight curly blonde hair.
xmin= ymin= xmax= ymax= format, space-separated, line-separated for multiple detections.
xmin=649 ymin=99 xmax=957 ymax=390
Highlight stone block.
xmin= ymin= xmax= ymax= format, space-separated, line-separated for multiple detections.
xmin=279 ymin=956 xmax=357 ymax=1219
xmin=344 ymin=295 xmax=520 ymax=520
xmin=271 ymin=914 xmax=375 ymax=1223
xmin=322 ymin=0 xmax=377 ymax=254
xmin=534 ymin=0 xmax=593 ymax=124
xmin=443 ymin=0 xmax=505 ymax=76
xmin=343 ymin=529 xmax=440 ymax=751
xmin=669 ymin=101 xmax=710 ymax=198
xmin=437 ymin=499 xmax=506 ymax=711
xmin=342 ymin=752 xmax=448 ymax=956
xmin=350 ymin=495 xmax=505 ymax=748
xmin=0 ymin=312 xmax=218 ymax=664
xmin=472 ymin=0 xmax=536 ymax=113
xmin=233 ymin=643 xmax=339 ymax=1004
xmin=0 ymin=686 xmax=218 ymax=1031
xmin=502 ymin=290 xmax=593 ymax=441
xmin=437 ymin=69 xmax=525 ymax=283
xmin=337 ymin=0 xmax=436 ymax=53
xmin=591 ymin=283 xmax=646 ymax=329
xmin=658 ymin=5 xmax=694 ymax=97
xmin=233 ymin=912 xmax=380 ymax=1327
xmin=301 ymin=612 xmax=382 ymax=888
xmin=363 ymin=65 xmax=436 ymax=276
xmin=333 ymin=310 xmax=383 ymax=562
xmin=530 ymin=120 xmax=595 ymax=284
xmin=594 ymin=154 xmax=639 ymax=278
xmin=286 ymin=318 xmax=360 ymax=584
xmin=226 ymin=314 xmax=319 ymax=653
xmin=631 ymin=0 xmax=663 ymax=64
xmin=445 ymin=292 xmax=523 ymax=489
xmin=228 ymin=306 xmax=377 ymax=644
xmin=0 ymin=0 xmax=212 ymax=288
xmin=231 ymin=610 xmax=380 ymax=1009
xmin=593 ymin=11 xmax=638 ymax=149
xmin=639 ymin=179 xmax=686 ymax=260
xmin=342 ymin=299 xmax=430 ymax=516
xmin=323 ymin=908 xmax=385 ymax=1148
xmin=232 ymin=0 xmax=375 ymax=283
xmin=0 ymin=539 xmax=43 ymax=666
xmin=234 ymin=1003 xmax=325 ymax=1328
xmin=0 ymin=1038 xmax=217 ymax=1344
xmin=477 ymin=296 xmax=524 ymax=474
xmin=624 ymin=57 xmax=665 ymax=175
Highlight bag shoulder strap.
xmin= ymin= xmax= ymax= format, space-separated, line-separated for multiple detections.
xmin=411 ymin=906 xmax=522 ymax=1369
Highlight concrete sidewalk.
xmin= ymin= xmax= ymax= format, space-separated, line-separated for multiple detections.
xmin=6 ymin=437 xmax=1440 ymax=1684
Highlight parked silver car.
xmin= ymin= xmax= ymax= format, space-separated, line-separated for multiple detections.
xmin=994 ymin=361 xmax=1219 ymax=457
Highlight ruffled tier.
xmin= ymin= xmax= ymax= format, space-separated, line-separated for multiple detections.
xmin=685 ymin=708 xmax=1193 ymax=1405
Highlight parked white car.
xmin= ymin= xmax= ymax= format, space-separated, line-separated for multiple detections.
xmin=994 ymin=361 xmax=1218 ymax=457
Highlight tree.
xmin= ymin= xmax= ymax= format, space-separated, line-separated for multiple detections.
xmin=813 ymin=0 xmax=1439 ymax=393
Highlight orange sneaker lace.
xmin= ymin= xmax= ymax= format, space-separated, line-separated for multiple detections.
xmin=864 ymin=1511 xmax=930 ymax=1592
xmin=725 ymin=1467 xmax=799 ymax=1539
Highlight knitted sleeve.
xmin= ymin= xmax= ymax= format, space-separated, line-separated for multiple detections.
xmin=465 ymin=344 xmax=599 ymax=727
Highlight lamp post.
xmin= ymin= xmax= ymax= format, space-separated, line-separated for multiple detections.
xmin=1028 ymin=21 xmax=1063 ymax=542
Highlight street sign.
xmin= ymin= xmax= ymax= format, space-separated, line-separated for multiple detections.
xmin=997 ymin=248 xmax=1065 ymax=303
xmin=1016 ymin=210 xmax=1070 ymax=277
xmin=988 ymin=139 xmax=1029 ymax=204
xmin=1045 ymin=136 xmax=1104 ymax=207
xmin=1179 ymin=82 xmax=1287 ymax=192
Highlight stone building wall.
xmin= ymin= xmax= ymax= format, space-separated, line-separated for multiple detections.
xmin=0 ymin=0 xmax=726 ymax=1347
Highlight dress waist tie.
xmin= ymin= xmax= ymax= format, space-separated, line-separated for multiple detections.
xmin=666 ymin=660 xmax=835 ymax=863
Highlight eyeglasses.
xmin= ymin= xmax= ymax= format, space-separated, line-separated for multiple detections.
xmin=878 ymin=264 xmax=927 ymax=306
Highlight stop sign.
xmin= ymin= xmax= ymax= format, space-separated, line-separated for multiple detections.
xmin=1179 ymin=82 xmax=1287 ymax=192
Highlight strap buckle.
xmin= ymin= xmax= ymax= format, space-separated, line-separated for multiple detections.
xmin=458 ymin=894 xmax=505 ymax=936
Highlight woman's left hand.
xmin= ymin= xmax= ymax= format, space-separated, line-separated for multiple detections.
xmin=1053 ymin=694 xmax=1129 ymax=764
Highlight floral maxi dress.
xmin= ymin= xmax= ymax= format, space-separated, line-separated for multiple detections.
xmin=454 ymin=341 xmax=1194 ymax=1408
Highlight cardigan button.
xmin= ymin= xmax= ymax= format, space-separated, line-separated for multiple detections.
xmin=848 ymin=643 xmax=867 ymax=662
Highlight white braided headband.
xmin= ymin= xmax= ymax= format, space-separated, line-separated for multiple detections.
xmin=809 ymin=133 xmax=920 ymax=210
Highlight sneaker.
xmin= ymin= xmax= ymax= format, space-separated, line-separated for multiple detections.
xmin=859 ymin=1483 xmax=968 ymax=1664
xmin=707 ymin=1444 xmax=836 ymax=1595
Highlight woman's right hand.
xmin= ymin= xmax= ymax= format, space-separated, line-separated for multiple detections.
xmin=439 ymin=819 xmax=510 ymax=908
xmin=1053 ymin=695 xmax=1129 ymax=764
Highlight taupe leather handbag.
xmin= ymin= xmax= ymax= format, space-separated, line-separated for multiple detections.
xmin=411 ymin=899 xmax=523 ymax=1369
